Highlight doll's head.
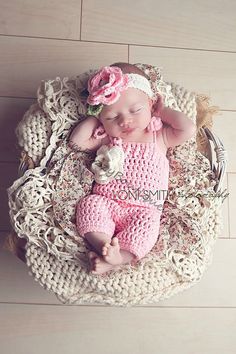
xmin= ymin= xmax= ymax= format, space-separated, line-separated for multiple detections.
xmin=86 ymin=63 xmax=160 ymax=138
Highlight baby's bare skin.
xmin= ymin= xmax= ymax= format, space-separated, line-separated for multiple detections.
xmin=88 ymin=251 xmax=121 ymax=275
xmin=85 ymin=234 xmax=135 ymax=274
xmin=102 ymin=237 xmax=123 ymax=265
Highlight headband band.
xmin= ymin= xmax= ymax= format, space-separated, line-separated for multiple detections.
xmin=86 ymin=66 xmax=154 ymax=117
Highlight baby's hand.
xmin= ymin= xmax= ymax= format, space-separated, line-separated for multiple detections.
xmin=68 ymin=116 xmax=107 ymax=152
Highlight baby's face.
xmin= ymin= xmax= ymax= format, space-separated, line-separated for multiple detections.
xmin=99 ymin=88 xmax=153 ymax=138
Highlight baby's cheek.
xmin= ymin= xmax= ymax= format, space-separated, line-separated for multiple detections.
xmin=106 ymin=123 xmax=117 ymax=133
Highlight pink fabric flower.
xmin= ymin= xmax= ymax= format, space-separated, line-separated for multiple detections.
xmin=147 ymin=116 xmax=163 ymax=132
xmin=87 ymin=66 xmax=129 ymax=106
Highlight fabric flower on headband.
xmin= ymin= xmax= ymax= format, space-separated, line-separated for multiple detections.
xmin=86 ymin=65 xmax=154 ymax=117
xmin=87 ymin=66 xmax=129 ymax=116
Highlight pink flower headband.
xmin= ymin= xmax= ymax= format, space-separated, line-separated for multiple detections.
xmin=86 ymin=66 xmax=154 ymax=117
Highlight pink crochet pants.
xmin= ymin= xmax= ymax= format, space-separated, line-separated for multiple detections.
xmin=76 ymin=194 xmax=162 ymax=261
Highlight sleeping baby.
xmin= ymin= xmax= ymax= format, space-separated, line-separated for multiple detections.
xmin=68 ymin=62 xmax=196 ymax=275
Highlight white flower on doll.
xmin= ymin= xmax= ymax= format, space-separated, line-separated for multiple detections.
xmin=91 ymin=144 xmax=125 ymax=184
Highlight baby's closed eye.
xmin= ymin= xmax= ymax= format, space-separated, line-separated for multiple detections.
xmin=106 ymin=107 xmax=143 ymax=120
xmin=131 ymin=107 xmax=142 ymax=113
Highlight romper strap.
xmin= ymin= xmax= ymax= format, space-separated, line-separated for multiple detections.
xmin=149 ymin=116 xmax=163 ymax=144
xmin=153 ymin=130 xmax=157 ymax=144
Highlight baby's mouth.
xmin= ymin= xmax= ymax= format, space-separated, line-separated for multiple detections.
xmin=122 ymin=128 xmax=135 ymax=133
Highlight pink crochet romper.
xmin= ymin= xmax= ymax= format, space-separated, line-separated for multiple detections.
xmin=76 ymin=123 xmax=169 ymax=261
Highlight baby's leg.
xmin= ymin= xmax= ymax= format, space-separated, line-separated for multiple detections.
xmin=76 ymin=194 xmax=116 ymax=255
xmin=115 ymin=206 xmax=161 ymax=262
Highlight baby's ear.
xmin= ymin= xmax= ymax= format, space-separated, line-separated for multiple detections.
xmin=152 ymin=94 xmax=164 ymax=116
xmin=149 ymin=99 xmax=155 ymax=114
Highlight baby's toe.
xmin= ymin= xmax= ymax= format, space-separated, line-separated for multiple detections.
xmin=88 ymin=251 xmax=97 ymax=260
xmin=102 ymin=243 xmax=110 ymax=255
xmin=102 ymin=248 xmax=107 ymax=256
xmin=111 ymin=237 xmax=119 ymax=247
xmin=94 ymin=257 xmax=101 ymax=265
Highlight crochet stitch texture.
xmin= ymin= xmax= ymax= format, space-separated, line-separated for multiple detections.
xmin=77 ymin=129 xmax=169 ymax=261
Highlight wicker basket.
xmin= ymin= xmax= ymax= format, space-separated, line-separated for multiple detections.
xmin=3 ymin=64 xmax=228 ymax=306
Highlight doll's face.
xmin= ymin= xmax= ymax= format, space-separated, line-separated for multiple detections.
xmin=99 ymin=88 xmax=153 ymax=138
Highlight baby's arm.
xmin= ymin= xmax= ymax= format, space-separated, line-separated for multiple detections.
xmin=159 ymin=107 xmax=196 ymax=148
xmin=68 ymin=116 xmax=105 ymax=152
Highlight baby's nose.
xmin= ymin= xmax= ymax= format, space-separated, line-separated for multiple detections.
xmin=118 ymin=115 xmax=133 ymax=127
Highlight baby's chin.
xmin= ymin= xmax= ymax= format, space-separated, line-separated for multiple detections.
xmin=105 ymin=127 xmax=148 ymax=139
xmin=121 ymin=127 xmax=149 ymax=139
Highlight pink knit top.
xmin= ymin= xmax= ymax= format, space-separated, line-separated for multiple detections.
xmin=92 ymin=127 xmax=169 ymax=210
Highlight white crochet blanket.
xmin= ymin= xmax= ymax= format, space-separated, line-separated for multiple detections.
xmin=7 ymin=64 xmax=225 ymax=306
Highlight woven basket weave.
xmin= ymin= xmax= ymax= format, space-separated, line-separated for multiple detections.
xmin=4 ymin=64 xmax=227 ymax=306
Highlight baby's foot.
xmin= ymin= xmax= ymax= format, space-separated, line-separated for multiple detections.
xmin=102 ymin=237 xmax=123 ymax=265
xmin=88 ymin=251 xmax=120 ymax=275
xmin=88 ymin=251 xmax=98 ymax=271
